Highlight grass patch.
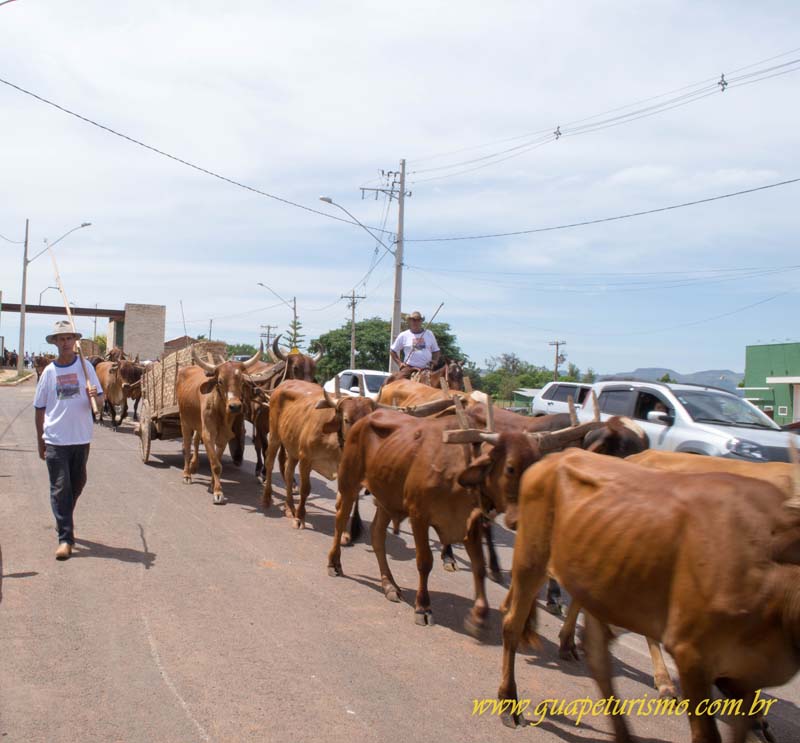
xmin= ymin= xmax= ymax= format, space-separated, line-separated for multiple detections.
xmin=0 ymin=370 xmax=34 ymax=385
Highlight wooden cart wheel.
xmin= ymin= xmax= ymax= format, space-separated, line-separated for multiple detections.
xmin=139 ymin=399 xmax=152 ymax=463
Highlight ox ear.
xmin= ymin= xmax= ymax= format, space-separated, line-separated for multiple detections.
xmin=199 ymin=378 xmax=216 ymax=394
xmin=458 ymin=452 xmax=494 ymax=488
xmin=321 ymin=417 xmax=340 ymax=435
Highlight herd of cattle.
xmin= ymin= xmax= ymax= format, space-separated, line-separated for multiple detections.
xmin=60 ymin=339 xmax=800 ymax=742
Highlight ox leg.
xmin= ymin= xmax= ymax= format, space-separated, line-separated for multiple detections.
xmin=328 ymin=488 xmax=358 ymax=577
xmin=498 ymin=560 xmax=546 ymax=728
xmin=204 ymin=432 xmax=227 ymax=505
xmin=133 ymin=397 xmax=140 ymax=422
xmin=647 ymin=637 xmax=678 ymax=700
xmin=119 ymin=399 xmax=128 ymax=425
xmin=189 ymin=432 xmax=201 ymax=474
xmin=558 ymin=601 xmax=581 ymax=660
xmin=343 ymin=496 xmax=362 ymax=546
xmin=463 ymin=517 xmax=489 ymax=638
xmin=715 ymin=681 xmax=768 ymax=743
xmin=582 ymin=613 xmax=633 ymax=743
xmin=181 ymin=425 xmax=194 ymax=484
xmin=282 ymin=453 xmax=298 ymax=521
xmin=409 ymin=517 xmax=434 ymax=625
xmin=253 ymin=424 xmax=265 ymax=481
xmin=546 ymin=577 xmax=564 ymax=617
xmin=262 ymin=430 xmax=281 ymax=510
xmin=483 ymin=520 xmax=503 ymax=585
xmin=441 ymin=543 xmax=457 ymax=572
xmin=672 ymin=649 xmax=722 ymax=743
xmin=373 ymin=506 xmax=402 ymax=603
xmin=294 ymin=459 xmax=312 ymax=529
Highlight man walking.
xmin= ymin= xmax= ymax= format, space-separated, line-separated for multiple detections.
xmin=34 ymin=320 xmax=102 ymax=560
xmin=389 ymin=310 xmax=441 ymax=371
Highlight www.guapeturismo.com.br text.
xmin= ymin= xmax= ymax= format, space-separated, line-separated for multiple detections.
xmin=472 ymin=690 xmax=776 ymax=726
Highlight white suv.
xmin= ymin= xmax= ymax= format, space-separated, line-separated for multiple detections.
xmin=531 ymin=382 xmax=592 ymax=417
xmin=322 ymin=369 xmax=392 ymax=401
xmin=579 ymin=380 xmax=797 ymax=462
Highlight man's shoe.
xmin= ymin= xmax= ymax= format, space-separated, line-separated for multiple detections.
xmin=55 ymin=543 xmax=72 ymax=560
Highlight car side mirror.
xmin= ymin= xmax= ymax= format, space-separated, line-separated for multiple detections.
xmin=646 ymin=411 xmax=672 ymax=425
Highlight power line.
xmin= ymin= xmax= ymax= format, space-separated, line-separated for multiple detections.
xmin=0 ymin=232 xmax=24 ymax=244
xmin=405 ymin=176 xmax=800 ymax=242
xmin=406 ymin=55 xmax=800 ymax=184
xmin=0 ymin=77 xmax=395 ymax=235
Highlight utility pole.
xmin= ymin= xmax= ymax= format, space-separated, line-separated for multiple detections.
xmin=260 ymin=324 xmax=277 ymax=347
xmin=93 ymin=303 xmax=98 ymax=339
xmin=341 ymin=290 xmax=366 ymax=369
xmin=361 ymin=159 xmax=410 ymax=371
xmin=208 ymin=319 xmax=213 ymax=341
xmin=549 ymin=340 xmax=566 ymax=381
xmin=17 ymin=219 xmax=29 ymax=375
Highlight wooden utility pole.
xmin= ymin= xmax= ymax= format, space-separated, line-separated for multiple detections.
xmin=549 ymin=340 xmax=566 ymax=381
xmin=341 ymin=290 xmax=366 ymax=369
xmin=361 ymin=160 xmax=410 ymax=371
xmin=260 ymin=324 xmax=277 ymax=347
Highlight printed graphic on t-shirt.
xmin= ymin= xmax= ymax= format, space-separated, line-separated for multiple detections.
xmin=56 ymin=373 xmax=81 ymax=400
xmin=412 ymin=335 xmax=426 ymax=350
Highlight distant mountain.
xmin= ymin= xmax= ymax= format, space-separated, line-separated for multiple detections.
xmin=599 ymin=367 xmax=743 ymax=391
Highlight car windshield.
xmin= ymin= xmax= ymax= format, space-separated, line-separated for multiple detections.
xmin=364 ymin=374 xmax=388 ymax=393
xmin=676 ymin=391 xmax=780 ymax=430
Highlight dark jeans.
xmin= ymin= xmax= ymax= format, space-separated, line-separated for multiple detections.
xmin=45 ymin=443 xmax=90 ymax=545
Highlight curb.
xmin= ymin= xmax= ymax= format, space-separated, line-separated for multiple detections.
xmin=0 ymin=373 xmax=35 ymax=387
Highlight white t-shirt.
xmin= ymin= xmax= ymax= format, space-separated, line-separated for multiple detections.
xmin=391 ymin=329 xmax=440 ymax=369
xmin=34 ymin=357 xmax=103 ymax=445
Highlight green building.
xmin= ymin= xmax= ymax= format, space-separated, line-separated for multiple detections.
xmin=742 ymin=342 xmax=800 ymax=426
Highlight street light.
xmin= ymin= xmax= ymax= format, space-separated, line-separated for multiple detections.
xmin=17 ymin=221 xmax=91 ymax=373
xmin=39 ymin=286 xmax=59 ymax=304
xmin=319 ymin=196 xmax=402 ymax=371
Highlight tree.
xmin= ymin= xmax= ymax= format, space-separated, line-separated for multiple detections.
xmin=582 ymin=367 xmax=597 ymax=383
xmin=284 ymin=318 xmax=305 ymax=350
xmin=226 ymin=342 xmax=257 ymax=357
xmin=93 ymin=334 xmax=107 ymax=355
xmin=561 ymin=362 xmax=581 ymax=381
xmin=659 ymin=373 xmax=676 ymax=383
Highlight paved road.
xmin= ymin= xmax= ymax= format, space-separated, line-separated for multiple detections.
xmin=2 ymin=381 xmax=799 ymax=743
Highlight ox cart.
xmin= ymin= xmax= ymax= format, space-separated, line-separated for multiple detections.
xmin=135 ymin=341 xmax=229 ymax=463
xmin=135 ymin=341 xmax=288 ymax=463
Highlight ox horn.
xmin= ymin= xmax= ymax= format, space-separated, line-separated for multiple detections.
xmin=272 ymin=335 xmax=287 ymax=361
xmin=478 ymin=432 xmax=501 ymax=445
xmin=531 ymin=421 xmax=603 ymax=452
xmin=567 ymin=395 xmax=578 ymax=426
xmin=592 ymin=389 xmax=600 ymax=422
xmin=322 ymin=388 xmax=337 ymax=409
xmin=311 ymin=344 xmax=324 ymax=363
xmin=241 ymin=347 xmax=262 ymax=370
xmin=192 ymin=346 xmax=218 ymax=373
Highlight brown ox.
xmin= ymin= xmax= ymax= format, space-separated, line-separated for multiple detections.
xmin=329 ymin=414 xmax=646 ymax=634
xmin=176 ymin=348 xmax=261 ymax=504
xmin=376 ymin=378 xmax=463 ymax=407
xmin=95 ymin=359 xmax=144 ymax=428
xmin=498 ymin=449 xmax=800 ymax=742
xmin=262 ymin=380 xmax=376 ymax=528
xmin=268 ymin=334 xmax=322 ymax=381
xmin=34 ymin=354 xmax=55 ymax=380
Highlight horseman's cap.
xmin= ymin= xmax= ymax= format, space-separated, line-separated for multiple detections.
xmin=408 ymin=311 xmax=424 ymax=321
xmin=46 ymin=319 xmax=82 ymax=344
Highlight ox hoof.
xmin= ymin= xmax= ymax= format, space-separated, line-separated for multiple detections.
xmin=183 ymin=476 xmax=192 ymax=484
xmin=328 ymin=564 xmax=343 ymax=577
xmin=545 ymin=601 xmax=564 ymax=618
xmin=213 ymin=494 xmax=228 ymax=505
xmin=442 ymin=557 xmax=457 ymax=572
xmin=500 ymin=711 xmax=522 ymax=729
xmin=292 ymin=518 xmax=304 ymax=530
xmin=657 ymin=685 xmax=678 ymax=701
xmin=558 ymin=642 xmax=580 ymax=661
xmin=384 ymin=586 xmax=401 ymax=603
xmin=489 ymin=569 xmax=505 ymax=586
xmin=414 ymin=609 xmax=434 ymax=626
xmin=464 ymin=614 xmax=487 ymax=640
xmin=340 ymin=532 xmax=352 ymax=546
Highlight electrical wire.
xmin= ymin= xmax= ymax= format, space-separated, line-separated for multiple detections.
xmin=405 ymin=176 xmax=800 ymax=242
xmin=0 ymin=232 xmax=24 ymax=244
xmin=0 ymin=77 xmax=394 ymax=235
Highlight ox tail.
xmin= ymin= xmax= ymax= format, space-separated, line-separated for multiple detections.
xmin=347 ymin=496 xmax=363 ymax=544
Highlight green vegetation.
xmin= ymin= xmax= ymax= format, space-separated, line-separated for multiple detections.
xmin=226 ymin=343 xmax=258 ymax=357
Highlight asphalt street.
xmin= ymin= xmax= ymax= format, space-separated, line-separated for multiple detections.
xmin=2 ymin=381 xmax=800 ymax=743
